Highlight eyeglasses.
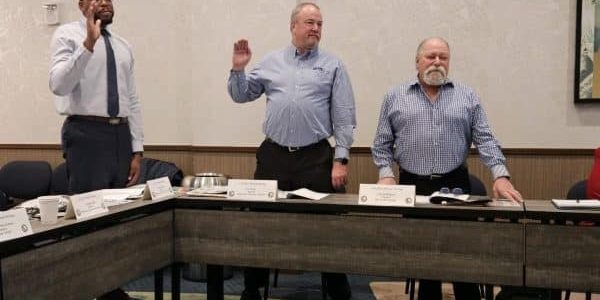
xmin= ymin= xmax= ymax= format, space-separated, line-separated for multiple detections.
xmin=439 ymin=187 xmax=464 ymax=195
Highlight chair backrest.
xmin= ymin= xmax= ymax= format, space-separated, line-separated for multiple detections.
xmin=0 ymin=161 xmax=52 ymax=200
xmin=469 ymin=174 xmax=487 ymax=196
xmin=136 ymin=158 xmax=183 ymax=186
xmin=566 ymin=180 xmax=587 ymax=199
xmin=51 ymin=162 xmax=69 ymax=195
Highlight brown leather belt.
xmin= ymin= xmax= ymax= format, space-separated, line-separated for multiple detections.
xmin=68 ymin=115 xmax=128 ymax=125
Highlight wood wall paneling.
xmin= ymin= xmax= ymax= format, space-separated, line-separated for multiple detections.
xmin=0 ymin=145 xmax=593 ymax=200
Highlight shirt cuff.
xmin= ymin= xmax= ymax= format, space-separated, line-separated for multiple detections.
xmin=131 ymin=140 xmax=144 ymax=153
xmin=379 ymin=166 xmax=395 ymax=179
xmin=334 ymin=146 xmax=349 ymax=160
xmin=490 ymin=164 xmax=510 ymax=180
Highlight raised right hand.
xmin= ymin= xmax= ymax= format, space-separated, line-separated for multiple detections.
xmin=232 ymin=39 xmax=252 ymax=71
xmin=83 ymin=1 xmax=101 ymax=52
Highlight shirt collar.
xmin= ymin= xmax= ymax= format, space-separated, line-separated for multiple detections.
xmin=287 ymin=44 xmax=319 ymax=60
xmin=409 ymin=76 xmax=454 ymax=89
xmin=78 ymin=16 xmax=113 ymax=33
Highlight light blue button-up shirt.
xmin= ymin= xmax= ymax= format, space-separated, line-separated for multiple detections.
xmin=372 ymin=78 xmax=510 ymax=180
xmin=228 ymin=45 xmax=356 ymax=159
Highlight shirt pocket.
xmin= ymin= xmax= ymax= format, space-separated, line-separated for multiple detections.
xmin=311 ymin=66 xmax=333 ymax=82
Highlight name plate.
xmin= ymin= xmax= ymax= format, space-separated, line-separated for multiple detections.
xmin=358 ymin=184 xmax=416 ymax=207
xmin=144 ymin=176 xmax=177 ymax=201
xmin=68 ymin=191 xmax=109 ymax=220
xmin=227 ymin=179 xmax=277 ymax=201
xmin=0 ymin=208 xmax=33 ymax=242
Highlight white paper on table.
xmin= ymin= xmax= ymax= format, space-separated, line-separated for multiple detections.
xmin=277 ymin=188 xmax=329 ymax=200
xmin=98 ymin=188 xmax=144 ymax=207
xmin=551 ymin=199 xmax=600 ymax=209
xmin=187 ymin=186 xmax=228 ymax=197
xmin=101 ymin=187 xmax=145 ymax=199
xmin=16 ymin=196 xmax=69 ymax=217
xmin=415 ymin=195 xmax=431 ymax=204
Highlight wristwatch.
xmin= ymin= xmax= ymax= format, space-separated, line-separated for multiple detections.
xmin=333 ymin=157 xmax=348 ymax=165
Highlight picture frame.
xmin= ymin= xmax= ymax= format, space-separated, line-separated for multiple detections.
xmin=575 ymin=0 xmax=600 ymax=103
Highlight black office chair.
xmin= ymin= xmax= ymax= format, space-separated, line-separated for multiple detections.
xmin=135 ymin=157 xmax=184 ymax=186
xmin=0 ymin=161 xmax=52 ymax=208
xmin=51 ymin=162 xmax=69 ymax=195
xmin=405 ymin=174 xmax=488 ymax=300
xmin=564 ymin=180 xmax=591 ymax=300
xmin=566 ymin=180 xmax=587 ymax=200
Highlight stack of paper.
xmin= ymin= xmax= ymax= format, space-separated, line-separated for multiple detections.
xmin=551 ymin=199 xmax=600 ymax=209
xmin=186 ymin=186 xmax=228 ymax=198
xmin=277 ymin=188 xmax=329 ymax=200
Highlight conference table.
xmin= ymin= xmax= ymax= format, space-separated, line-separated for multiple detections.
xmin=523 ymin=201 xmax=600 ymax=293
xmin=0 ymin=195 xmax=597 ymax=300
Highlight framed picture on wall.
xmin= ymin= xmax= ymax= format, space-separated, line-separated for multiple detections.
xmin=575 ymin=0 xmax=600 ymax=103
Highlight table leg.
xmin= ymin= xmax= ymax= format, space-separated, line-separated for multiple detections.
xmin=154 ymin=268 xmax=163 ymax=300
xmin=207 ymin=264 xmax=224 ymax=300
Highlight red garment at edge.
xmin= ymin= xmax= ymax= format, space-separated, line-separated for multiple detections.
xmin=587 ymin=147 xmax=600 ymax=199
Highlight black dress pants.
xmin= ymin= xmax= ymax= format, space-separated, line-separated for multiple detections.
xmin=61 ymin=117 xmax=133 ymax=194
xmin=243 ymin=139 xmax=351 ymax=300
xmin=399 ymin=166 xmax=481 ymax=300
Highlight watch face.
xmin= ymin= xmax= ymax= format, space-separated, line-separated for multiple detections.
xmin=335 ymin=158 xmax=348 ymax=165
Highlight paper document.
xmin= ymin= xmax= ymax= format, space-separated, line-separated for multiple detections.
xmin=277 ymin=188 xmax=329 ymax=200
xmin=551 ymin=199 xmax=600 ymax=209
xmin=186 ymin=186 xmax=228 ymax=197
xmin=100 ymin=188 xmax=145 ymax=207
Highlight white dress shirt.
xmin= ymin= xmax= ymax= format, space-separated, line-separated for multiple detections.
xmin=49 ymin=18 xmax=143 ymax=152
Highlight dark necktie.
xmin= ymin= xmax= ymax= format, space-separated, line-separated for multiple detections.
xmin=101 ymin=28 xmax=119 ymax=117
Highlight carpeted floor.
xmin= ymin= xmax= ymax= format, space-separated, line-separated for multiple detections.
xmin=368 ymin=281 xmax=599 ymax=300
xmin=123 ymin=266 xmax=598 ymax=300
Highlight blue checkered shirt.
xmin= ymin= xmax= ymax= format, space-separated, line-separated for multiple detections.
xmin=228 ymin=45 xmax=356 ymax=159
xmin=372 ymin=78 xmax=510 ymax=180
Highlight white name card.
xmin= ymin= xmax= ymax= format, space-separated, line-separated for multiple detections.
xmin=358 ymin=184 xmax=416 ymax=207
xmin=144 ymin=176 xmax=177 ymax=201
xmin=0 ymin=208 xmax=33 ymax=242
xmin=69 ymin=191 xmax=109 ymax=220
xmin=227 ymin=179 xmax=278 ymax=202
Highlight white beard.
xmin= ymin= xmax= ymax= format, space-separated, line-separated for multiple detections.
xmin=423 ymin=66 xmax=447 ymax=86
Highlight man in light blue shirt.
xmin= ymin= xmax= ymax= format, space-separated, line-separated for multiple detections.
xmin=227 ymin=3 xmax=355 ymax=300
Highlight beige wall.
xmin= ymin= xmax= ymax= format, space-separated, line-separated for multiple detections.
xmin=0 ymin=0 xmax=599 ymax=148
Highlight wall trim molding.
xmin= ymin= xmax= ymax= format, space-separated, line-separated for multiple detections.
xmin=0 ymin=144 xmax=594 ymax=156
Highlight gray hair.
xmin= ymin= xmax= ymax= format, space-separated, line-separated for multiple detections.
xmin=290 ymin=2 xmax=320 ymax=23
xmin=416 ymin=37 xmax=450 ymax=58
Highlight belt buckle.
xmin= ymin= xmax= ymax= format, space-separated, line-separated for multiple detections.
xmin=429 ymin=174 xmax=442 ymax=180
xmin=287 ymin=146 xmax=300 ymax=152
xmin=108 ymin=118 xmax=120 ymax=125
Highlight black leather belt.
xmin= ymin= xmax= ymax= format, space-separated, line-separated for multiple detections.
xmin=400 ymin=165 xmax=467 ymax=181
xmin=69 ymin=115 xmax=128 ymax=125
xmin=265 ymin=137 xmax=322 ymax=152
